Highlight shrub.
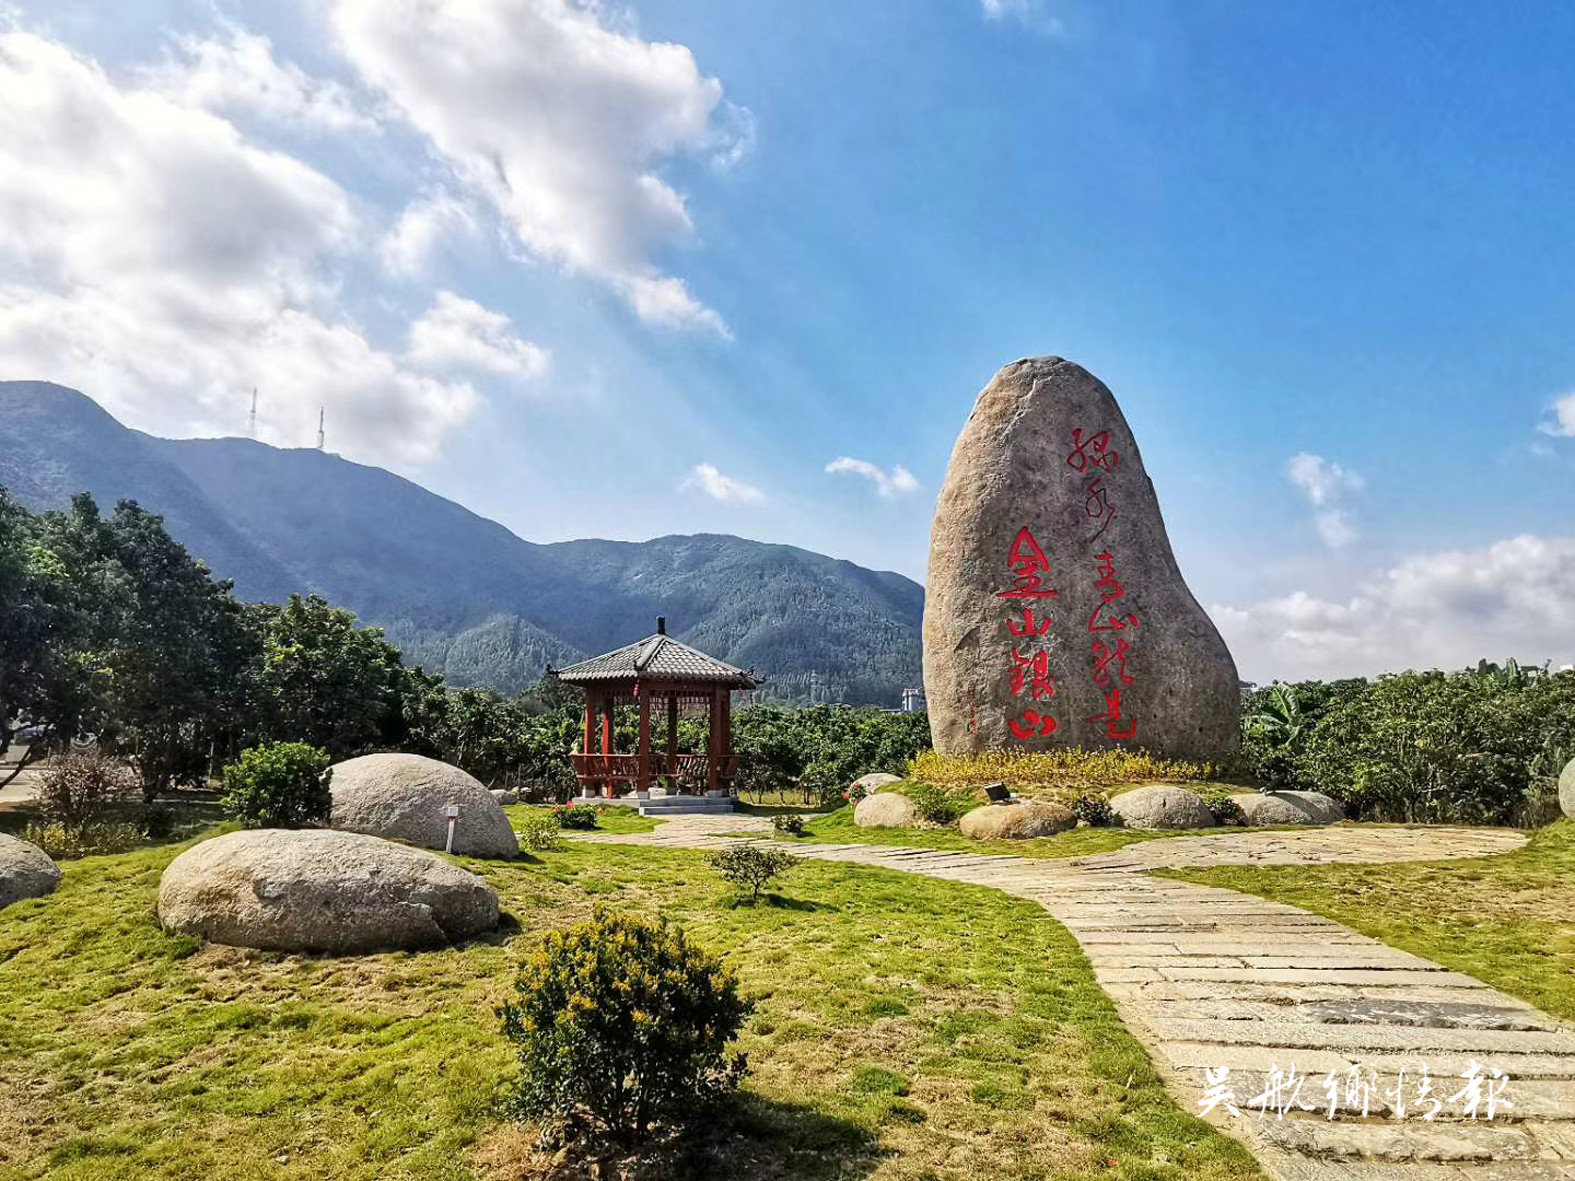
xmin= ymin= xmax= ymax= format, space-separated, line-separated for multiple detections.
xmin=708 ymin=844 xmax=799 ymax=903
xmin=1199 ymin=788 xmax=1245 ymax=826
xmin=910 ymin=748 xmax=1217 ymax=796
xmin=552 ymin=803 xmax=600 ymax=830
xmin=221 ymin=742 xmax=331 ymax=829
xmin=516 ymin=810 xmax=561 ymax=852
xmin=844 ymin=783 xmax=868 ymax=805
xmin=24 ymin=820 xmax=142 ymax=859
xmin=1069 ymin=791 xmax=1117 ymax=827
xmin=900 ymin=780 xmax=972 ymax=825
xmin=771 ymin=814 xmax=807 ymax=837
xmin=500 ymin=909 xmax=752 ymax=1145
xmin=36 ymin=751 xmax=140 ymax=835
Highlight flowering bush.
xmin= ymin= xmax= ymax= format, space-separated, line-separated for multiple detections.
xmin=500 ymin=910 xmax=752 ymax=1144
xmin=909 ymin=748 xmax=1218 ymax=797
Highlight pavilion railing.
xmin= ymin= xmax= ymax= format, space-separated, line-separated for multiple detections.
xmin=569 ymin=753 xmax=739 ymax=795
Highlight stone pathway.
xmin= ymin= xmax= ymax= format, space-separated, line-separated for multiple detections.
xmin=577 ymin=819 xmax=1575 ymax=1179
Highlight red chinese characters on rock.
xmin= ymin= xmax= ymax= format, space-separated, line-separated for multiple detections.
xmin=1084 ymin=548 xmax=1139 ymax=741
xmin=1067 ymin=426 xmax=1140 ymax=742
xmin=996 ymin=526 xmax=1059 ymax=740
xmin=996 ymin=527 xmax=1059 ymax=600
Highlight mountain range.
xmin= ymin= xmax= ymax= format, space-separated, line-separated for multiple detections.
xmin=0 ymin=381 xmax=924 ymax=704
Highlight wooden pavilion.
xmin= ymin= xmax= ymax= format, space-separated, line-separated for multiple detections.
xmin=552 ymin=619 xmax=758 ymax=799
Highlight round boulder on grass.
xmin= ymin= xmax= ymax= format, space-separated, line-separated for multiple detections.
xmin=1560 ymin=756 xmax=1575 ymax=820
xmin=489 ymin=789 xmax=518 ymax=806
xmin=330 ymin=753 xmax=518 ymax=858
xmin=960 ymin=800 xmax=1077 ymax=841
xmin=1233 ymin=791 xmax=1345 ymax=827
xmin=852 ymin=772 xmax=903 ymax=795
xmin=854 ymin=791 xmax=919 ymax=828
xmin=157 ymin=829 xmax=499 ymax=953
xmin=1111 ymin=785 xmax=1214 ymax=830
xmin=0 ymin=833 xmax=60 ymax=910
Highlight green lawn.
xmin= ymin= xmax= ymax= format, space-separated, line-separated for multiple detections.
xmin=1162 ymin=820 xmax=1575 ymax=1022
xmin=794 ymin=805 xmax=1242 ymax=860
xmin=501 ymin=802 xmax=658 ymax=835
xmin=0 ymin=833 xmax=1260 ymax=1181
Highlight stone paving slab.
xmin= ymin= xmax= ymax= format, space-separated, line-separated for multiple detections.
xmin=575 ymin=818 xmax=1563 ymax=1177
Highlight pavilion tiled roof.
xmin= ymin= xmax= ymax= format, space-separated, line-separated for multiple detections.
xmin=553 ymin=632 xmax=758 ymax=688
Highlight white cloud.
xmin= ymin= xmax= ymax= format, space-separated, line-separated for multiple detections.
xmin=407 ymin=291 xmax=549 ymax=378
xmin=381 ymin=191 xmax=481 ymax=276
xmin=980 ymin=0 xmax=1065 ymax=33
xmin=1212 ymin=534 xmax=1575 ymax=681
xmin=1286 ymin=452 xmax=1363 ymax=549
xmin=682 ymin=463 xmax=765 ymax=504
xmin=1539 ymin=390 xmax=1575 ymax=438
xmin=0 ymin=30 xmax=476 ymax=463
xmin=143 ymin=24 xmax=374 ymax=133
xmin=825 ymin=456 xmax=920 ymax=498
xmin=326 ymin=0 xmax=746 ymax=333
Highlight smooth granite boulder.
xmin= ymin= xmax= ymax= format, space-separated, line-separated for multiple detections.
xmin=489 ymin=789 xmax=518 ymax=806
xmin=851 ymin=772 xmax=903 ymax=795
xmin=1560 ymin=756 xmax=1575 ymax=820
xmin=0 ymin=833 xmax=60 ymax=910
xmin=330 ymin=753 xmax=518 ymax=858
xmin=1234 ymin=790 xmax=1345 ymax=826
xmin=157 ymin=829 xmax=499 ymax=953
xmin=854 ymin=791 xmax=919 ymax=828
xmin=1111 ymin=785 xmax=1214 ymax=830
xmin=922 ymin=357 xmax=1240 ymax=764
xmin=959 ymin=800 xmax=1077 ymax=840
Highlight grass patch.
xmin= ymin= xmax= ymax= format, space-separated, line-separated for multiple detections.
xmin=0 ymin=831 xmax=1261 ymax=1181
xmin=1161 ymin=820 xmax=1575 ymax=1022
xmin=502 ymin=802 xmax=658 ymax=835
xmin=802 ymin=804 xmax=1235 ymax=859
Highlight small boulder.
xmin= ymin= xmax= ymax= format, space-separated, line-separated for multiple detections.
xmin=1111 ymin=785 xmax=1214 ymax=830
xmin=1233 ymin=791 xmax=1345 ymax=827
xmin=157 ymin=829 xmax=499 ymax=954
xmin=960 ymin=800 xmax=1077 ymax=841
xmin=489 ymin=789 xmax=518 ymax=806
xmin=852 ymin=772 xmax=903 ymax=795
xmin=0 ymin=833 xmax=60 ymax=910
xmin=854 ymin=791 xmax=919 ymax=828
xmin=1560 ymin=756 xmax=1575 ymax=819
xmin=330 ymin=753 xmax=518 ymax=858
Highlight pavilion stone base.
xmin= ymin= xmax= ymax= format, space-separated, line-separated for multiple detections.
xmin=573 ymin=793 xmax=736 ymax=817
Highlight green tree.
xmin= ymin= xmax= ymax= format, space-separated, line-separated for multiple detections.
xmin=247 ymin=594 xmax=404 ymax=759
xmin=33 ymin=496 xmax=255 ymax=799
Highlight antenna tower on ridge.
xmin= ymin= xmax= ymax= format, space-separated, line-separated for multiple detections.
xmin=316 ymin=407 xmax=325 ymax=451
xmin=247 ymin=388 xmax=258 ymax=439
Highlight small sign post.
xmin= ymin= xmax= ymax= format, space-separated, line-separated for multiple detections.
xmin=443 ymin=803 xmax=459 ymax=853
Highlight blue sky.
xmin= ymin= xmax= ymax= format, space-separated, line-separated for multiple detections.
xmin=3 ymin=0 xmax=1574 ymax=681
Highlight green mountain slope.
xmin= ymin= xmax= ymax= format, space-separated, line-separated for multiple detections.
xmin=0 ymin=381 xmax=923 ymax=703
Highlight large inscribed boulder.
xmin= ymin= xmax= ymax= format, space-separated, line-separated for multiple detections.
xmin=0 ymin=833 xmax=59 ymax=910
xmin=330 ymin=753 xmax=518 ymax=858
xmin=157 ymin=829 xmax=499 ymax=953
xmin=923 ymin=357 xmax=1240 ymax=764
